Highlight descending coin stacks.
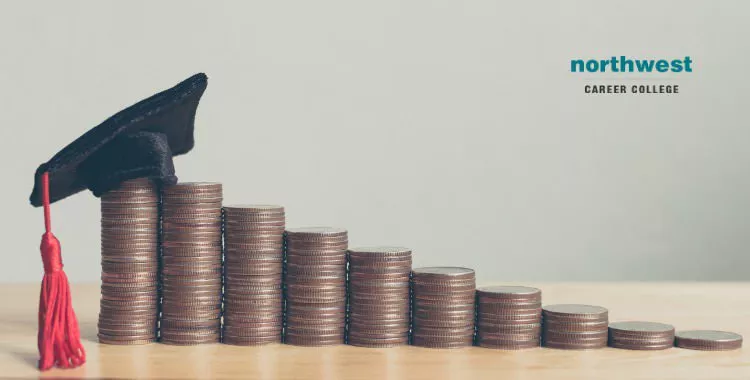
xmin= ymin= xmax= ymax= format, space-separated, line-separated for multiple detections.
xmin=160 ymin=182 xmax=223 ymax=345
xmin=475 ymin=286 xmax=542 ymax=349
xmin=347 ymin=246 xmax=412 ymax=348
xmin=542 ymin=304 xmax=609 ymax=350
xmin=608 ymin=321 xmax=675 ymax=350
xmin=675 ymin=330 xmax=744 ymax=351
xmin=98 ymin=178 xmax=160 ymax=345
xmin=411 ymin=267 xmax=476 ymax=348
xmin=284 ymin=227 xmax=348 ymax=346
xmin=222 ymin=205 xmax=285 ymax=345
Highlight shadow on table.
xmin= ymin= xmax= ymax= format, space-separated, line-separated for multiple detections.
xmin=0 ymin=344 xmax=37 ymax=370
xmin=79 ymin=320 xmax=98 ymax=343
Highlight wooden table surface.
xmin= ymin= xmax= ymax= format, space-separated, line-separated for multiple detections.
xmin=0 ymin=283 xmax=748 ymax=379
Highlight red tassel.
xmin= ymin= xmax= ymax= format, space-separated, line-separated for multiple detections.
xmin=38 ymin=172 xmax=86 ymax=371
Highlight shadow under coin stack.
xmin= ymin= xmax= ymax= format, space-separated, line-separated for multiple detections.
xmin=542 ymin=304 xmax=608 ymax=350
xmin=347 ymin=246 xmax=412 ymax=347
xmin=160 ymin=182 xmax=223 ymax=345
xmin=475 ymin=286 xmax=542 ymax=349
xmin=411 ymin=267 xmax=476 ymax=348
xmin=98 ymin=178 xmax=160 ymax=344
xmin=222 ymin=205 xmax=285 ymax=345
xmin=284 ymin=227 xmax=348 ymax=346
xmin=608 ymin=321 xmax=675 ymax=350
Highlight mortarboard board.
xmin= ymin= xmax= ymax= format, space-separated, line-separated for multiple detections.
xmin=30 ymin=72 xmax=208 ymax=206
xmin=30 ymin=73 xmax=208 ymax=371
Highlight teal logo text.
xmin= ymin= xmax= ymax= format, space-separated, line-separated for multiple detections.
xmin=571 ymin=56 xmax=693 ymax=73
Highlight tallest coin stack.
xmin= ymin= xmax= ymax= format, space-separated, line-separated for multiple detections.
xmin=160 ymin=182 xmax=224 ymax=345
xmin=98 ymin=178 xmax=160 ymax=344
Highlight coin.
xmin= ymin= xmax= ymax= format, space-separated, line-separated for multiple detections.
xmin=476 ymin=286 xmax=542 ymax=303
xmin=348 ymin=246 xmax=411 ymax=256
xmin=412 ymin=266 xmax=474 ymax=278
xmin=411 ymin=335 xmax=474 ymax=349
xmin=543 ymin=319 xmax=608 ymax=332
xmin=542 ymin=304 xmax=608 ymax=321
xmin=609 ymin=341 xmax=674 ymax=350
xmin=542 ymin=340 xmax=607 ymax=350
xmin=285 ymin=226 xmax=347 ymax=237
xmin=609 ymin=321 xmax=675 ymax=335
xmin=674 ymin=330 xmax=743 ymax=351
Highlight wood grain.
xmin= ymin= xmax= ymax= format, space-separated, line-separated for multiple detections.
xmin=0 ymin=283 xmax=748 ymax=379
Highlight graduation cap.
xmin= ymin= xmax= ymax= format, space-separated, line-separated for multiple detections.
xmin=30 ymin=73 xmax=208 ymax=371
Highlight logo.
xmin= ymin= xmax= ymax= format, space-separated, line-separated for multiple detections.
xmin=571 ymin=56 xmax=692 ymax=94
xmin=571 ymin=56 xmax=693 ymax=73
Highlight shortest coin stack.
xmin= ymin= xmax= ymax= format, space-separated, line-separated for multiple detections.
xmin=675 ymin=330 xmax=743 ymax=351
xmin=475 ymin=286 xmax=541 ymax=349
xmin=347 ymin=246 xmax=412 ymax=348
xmin=542 ymin=304 xmax=609 ymax=350
xmin=608 ymin=321 xmax=675 ymax=350
xmin=411 ymin=267 xmax=476 ymax=348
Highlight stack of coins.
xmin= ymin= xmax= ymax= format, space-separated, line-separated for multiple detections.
xmin=542 ymin=304 xmax=608 ymax=350
xmin=222 ymin=205 xmax=285 ymax=345
xmin=347 ymin=246 xmax=412 ymax=347
xmin=675 ymin=330 xmax=743 ymax=351
xmin=160 ymin=182 xmax=223 ymax=345
xmin=284 ymin=227 xmax=348 ymax=346
xmin=608 ymin=321 xmax=675 ymax=350
xmin=98 ymin=178 xmax=159 ymax=344
xmin=411 ymin=267 xmax=476 ymax=348
xmin=475 ymin=286 xmax=541 ymax=349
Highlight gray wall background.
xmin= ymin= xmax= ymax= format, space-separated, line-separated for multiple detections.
xmin=1 ymin=1 xmax=748 ymax=283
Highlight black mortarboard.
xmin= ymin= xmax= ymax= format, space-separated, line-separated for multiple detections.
xmin=31 ymin=73 xmax=208 ymax=371
xmin=29 ymin=72 xmax=208 ymax=207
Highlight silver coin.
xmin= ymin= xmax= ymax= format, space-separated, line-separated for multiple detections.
xmin=609 ymin=321 xmax=674 ymax=334
xmin=412 ymin=266 xmax=475 ymax=277
xmin=477 ymin=285 xmax=541 ymax=297
xmin=347 ymin=246 xmax=411 ymax=256
xmin=543 ymin=304 xmax=608 ymax=317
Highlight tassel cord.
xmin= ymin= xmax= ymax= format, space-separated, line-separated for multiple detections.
xmin=38 ymin=172 xmax=86 ymax=371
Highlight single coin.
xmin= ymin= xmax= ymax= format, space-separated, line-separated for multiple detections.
xmin=224 ymin=204 xmax=284 ymax=212
xmin=163 ymin=182 xmax=222 ymax=191
xmin=411 ymin=336 xmax=473 ymax=349
xmin=98 ymin=337 xmax=156 ymax=345
xmin=543 ymin=330 xmax=609 ymax=342
xmin=285 ymin=226 xmax=348 ymax=237
xmin=543 ymin=304 xmax=608 ymax=320
xmin=543 ymin=318 xmax=607 ymax=331
xmin=608 ymin=321 xmax=675 ymax=336
xmin=412 ymin=266 xmax=475 ymax=278
xmin=674 ymin=330 xmax=743 ymax=351
xmin=477 ymin=285 xmax=541 ymax=299
xmin=609 ymin=341 xmax=673 ymax=351
xmin=477 ymin=339 xmax=540 ymax=350
xmin=543 ymin=340 xmax=607 ymax=350
xmin=347 ymin=246 xmax=411 ymax=256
